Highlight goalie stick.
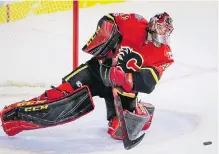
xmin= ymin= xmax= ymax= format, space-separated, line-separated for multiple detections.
xmin=112 ymin=88 xmax=145 ymax=150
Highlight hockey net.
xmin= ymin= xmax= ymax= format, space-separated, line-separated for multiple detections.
xmin=0 ymin=0 xmax=127 ymax=88
xmin=0 ymin=1 xmax=77 ymax=88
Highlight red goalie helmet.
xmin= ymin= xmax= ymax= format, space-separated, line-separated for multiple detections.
xmin=147 ymin=12 xmax=174 ymax=46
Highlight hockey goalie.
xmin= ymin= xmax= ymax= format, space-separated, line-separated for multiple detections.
xmin=0 ymin=12 xmax=174 ymax=140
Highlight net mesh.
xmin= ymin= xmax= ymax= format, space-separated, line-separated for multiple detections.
xmin=0 ymin=1 xmax=74 ymax=87
xmin=0 ymin=1 xmax=73 ymax=23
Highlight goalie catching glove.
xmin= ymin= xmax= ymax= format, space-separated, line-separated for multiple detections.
xmin=100 ymin=58 xmax=134 ymax=93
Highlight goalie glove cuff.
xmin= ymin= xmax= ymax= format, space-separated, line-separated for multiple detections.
xmin=100 ymin=65 xmax=133 ymax=92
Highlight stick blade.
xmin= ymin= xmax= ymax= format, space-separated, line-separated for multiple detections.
xmin=124 ymin=133 xmax=145 ymax=150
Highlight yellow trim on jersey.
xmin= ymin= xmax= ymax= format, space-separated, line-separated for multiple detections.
xmin=140 ymin=67 xmax=159 ymax=83
xmin=135 ymin=97 xmax=138 ymax=107
xmin=116 ymin=88 xmax=136 ymax=98
xmin=65 ymin=65 xmax=88 ymax=81
xmin=105 ymin=14 xmax=115 ymax=22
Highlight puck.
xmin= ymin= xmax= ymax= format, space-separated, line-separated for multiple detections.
xmin=203 ymin=141 xmax=212 ymax=145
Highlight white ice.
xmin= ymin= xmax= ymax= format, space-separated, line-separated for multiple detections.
xmin=0 ymin=1 xmax=218 ymax=154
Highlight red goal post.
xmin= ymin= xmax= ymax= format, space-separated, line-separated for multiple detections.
xmin=73 ymin=1 xmax=79 ymax=69
xmin=72 ymin=0 xmax=127 ymax=69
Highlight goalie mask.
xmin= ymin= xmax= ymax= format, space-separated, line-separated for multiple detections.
xmin=147 ymin=12 xmax=174 ymax=46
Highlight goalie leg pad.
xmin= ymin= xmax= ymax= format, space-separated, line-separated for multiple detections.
xmin=107 ymin=101 xmax=155 ymax=140
xmin=141 ymin=102 xmax=155 ymax=130
xmin=1 ymin=86 xmax=94 ymax=136
xmin=108 ymin=110 xmax=150 ymax=140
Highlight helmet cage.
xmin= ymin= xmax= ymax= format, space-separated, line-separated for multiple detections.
xmin=148 ymin=12 xmax=174 ymax=45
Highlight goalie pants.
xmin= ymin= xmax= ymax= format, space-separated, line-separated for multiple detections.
xmin=63 ymin=58 xmax=136 ymax=121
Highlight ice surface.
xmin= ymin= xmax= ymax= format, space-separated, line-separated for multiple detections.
xmin=0 ymin=1 xmax=217 ymax=154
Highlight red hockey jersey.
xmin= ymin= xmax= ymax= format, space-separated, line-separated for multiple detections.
xmin=107 ymin=13 xmax=174 ymax=82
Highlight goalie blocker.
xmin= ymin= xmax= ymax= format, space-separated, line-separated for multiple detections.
xmin=0 ymin=86 xmax=94 ymax=136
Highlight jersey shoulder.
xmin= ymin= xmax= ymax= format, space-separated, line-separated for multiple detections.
xmin=110 ymin=13 xmax=148 ymax=24
xmin=110 ymin=13 xmax=148 ymax=46
xmin=139 ymin=43 xmax=174 ymax=77
xmin=140 ymin=43 xmax=174 ymax=65
xmin=163 ymin=45 xmax=174 ymax=62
